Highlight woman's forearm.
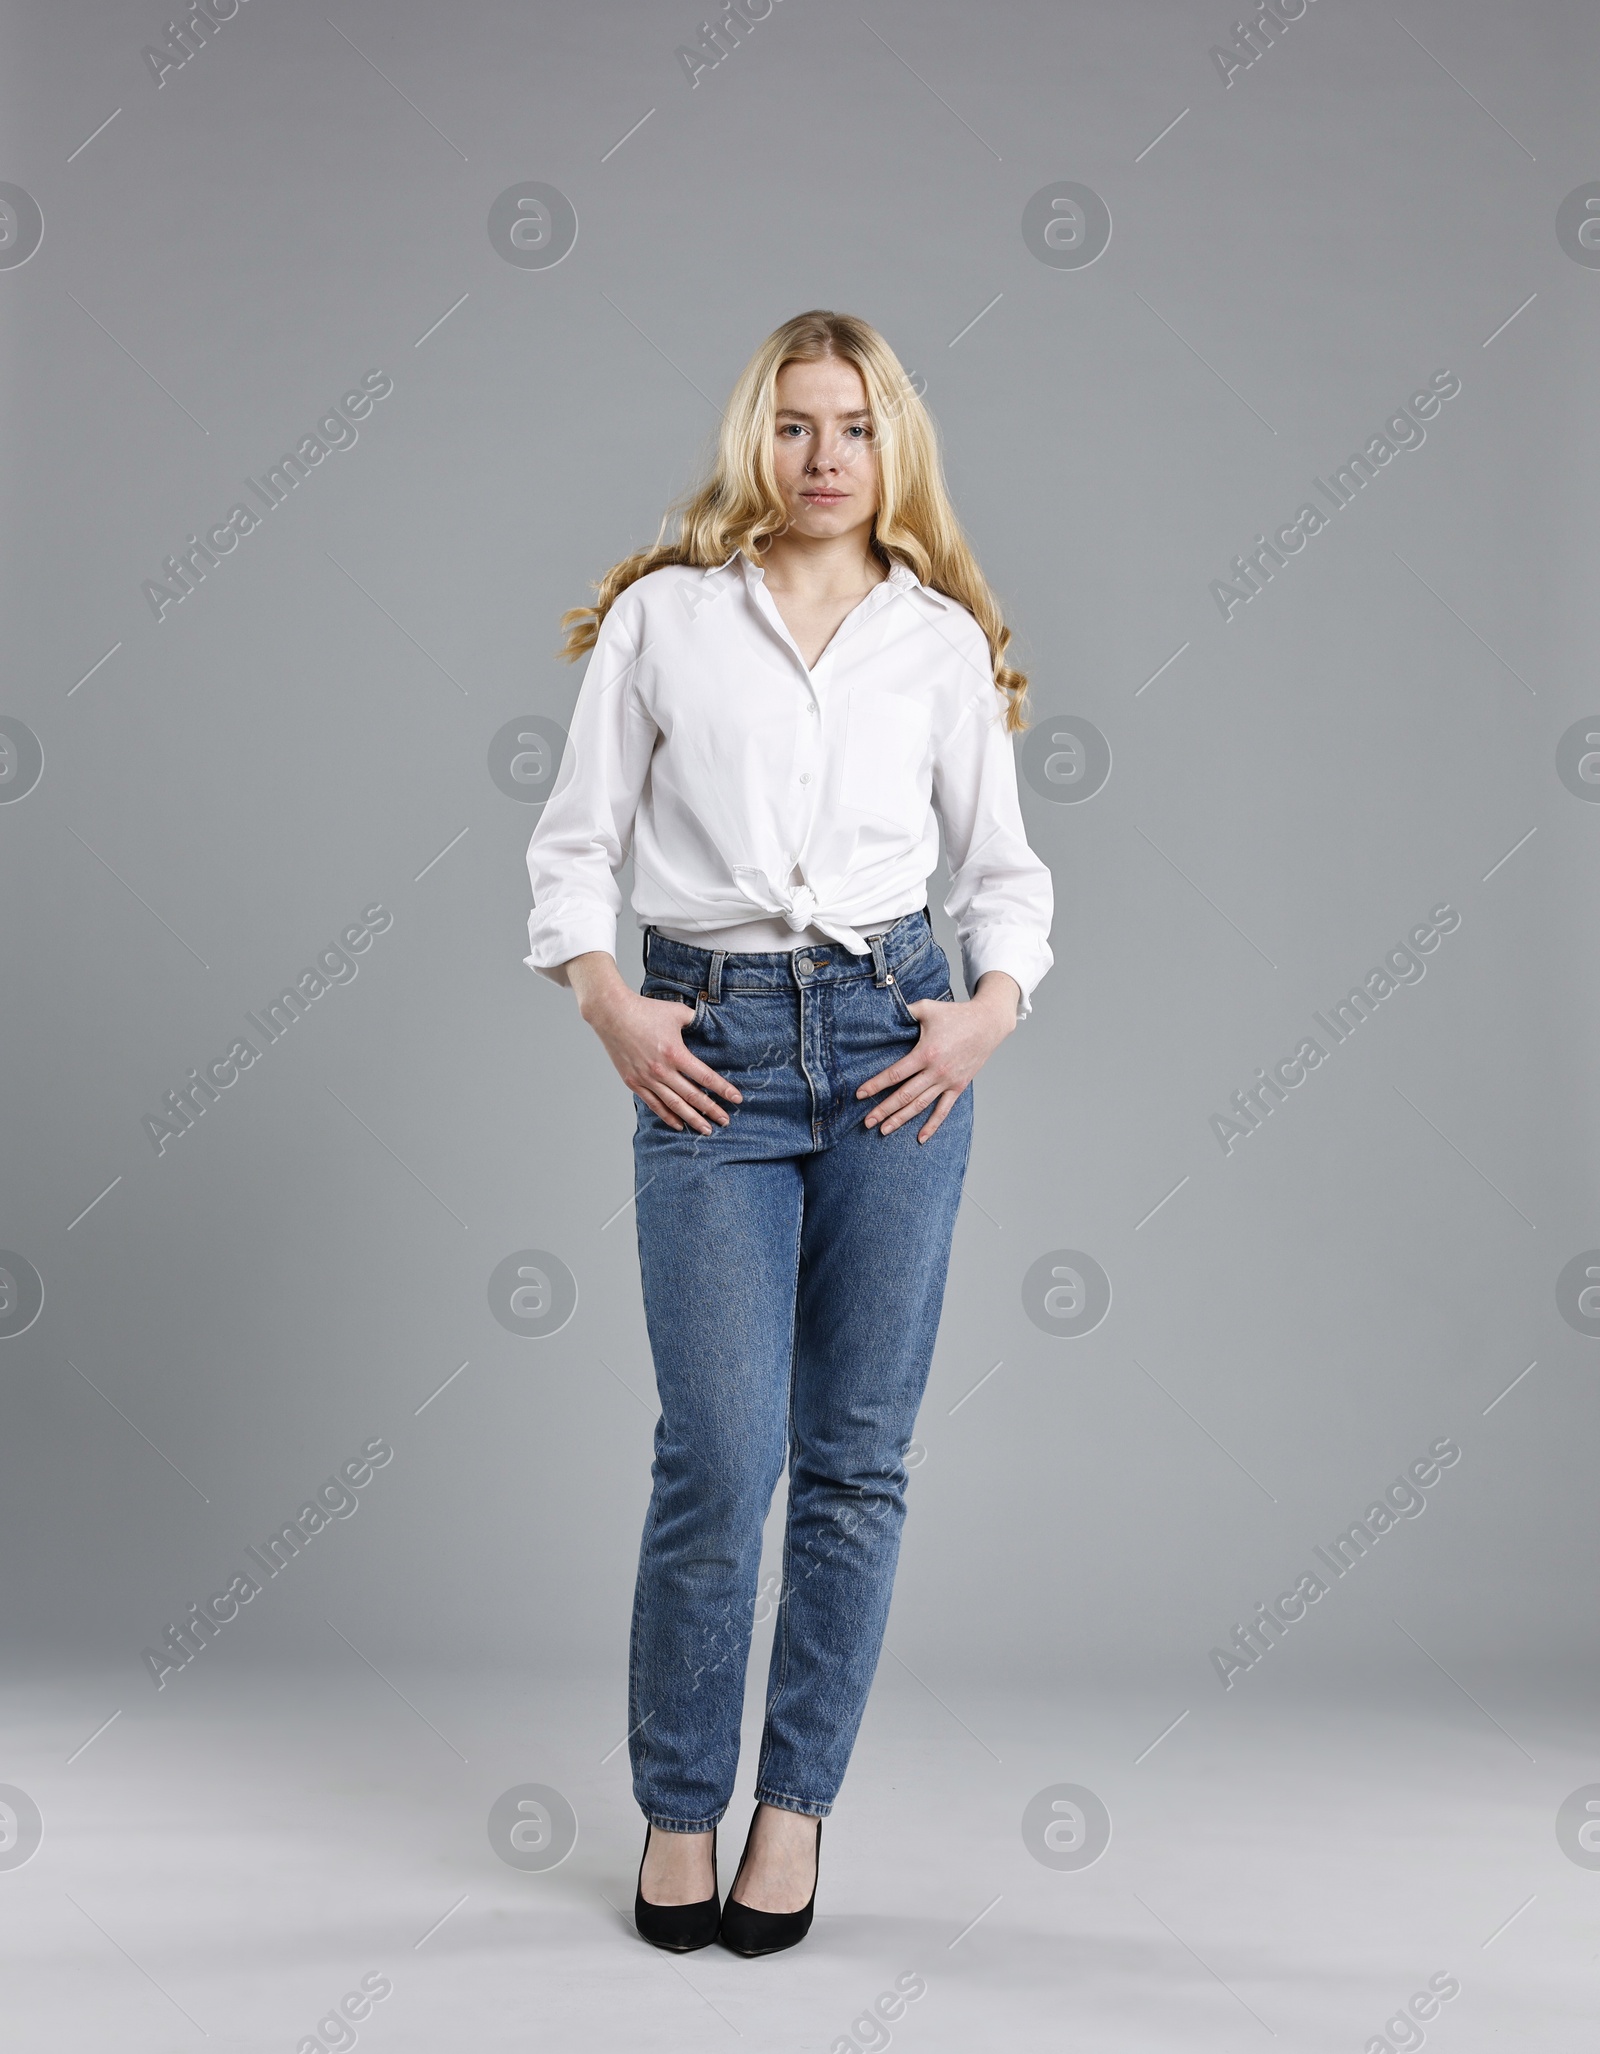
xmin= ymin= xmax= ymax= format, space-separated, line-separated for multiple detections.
xmin=564 ymin=949 xmax=630 ymax=1021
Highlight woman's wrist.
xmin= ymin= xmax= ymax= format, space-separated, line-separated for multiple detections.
xmin=566 ymin=951 xmax=630 ymax=1025
xmin=971 ymin=971 xmax=1021 ymax=1035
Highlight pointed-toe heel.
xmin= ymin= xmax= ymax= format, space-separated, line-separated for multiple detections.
xmin=718 ymin=1813 xmax=822 ymax=1957
xmin=634 ymin=1823 xmax=720 ymax=1952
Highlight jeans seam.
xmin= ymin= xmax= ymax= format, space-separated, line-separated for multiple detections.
xmin=755 ymin=1194 xmax=806 ymax=1796
xmin=627 ymin=1481 xmax=665 ymax=1789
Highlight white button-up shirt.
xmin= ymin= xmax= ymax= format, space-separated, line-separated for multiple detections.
xmin=524 ymin=552 xmax=1054 ymax=1018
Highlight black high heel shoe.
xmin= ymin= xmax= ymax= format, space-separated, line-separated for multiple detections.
xmin=634 ymin=1823 xmax=720 ymax=1952
xmin=718 ymin=1810 xmax=822 ymax=1957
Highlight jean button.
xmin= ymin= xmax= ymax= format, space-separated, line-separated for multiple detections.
xmin=795 ymin=955 xmax=812 ymax=975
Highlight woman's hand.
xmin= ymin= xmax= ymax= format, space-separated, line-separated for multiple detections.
xmin=565 ymin=951 xmax=742 ymax=1135
xmin=857 ymin=971 xmax=1020 ymax=1142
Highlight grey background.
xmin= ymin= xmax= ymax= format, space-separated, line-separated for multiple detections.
xmin=4 ymin=0 xmax=1597 ymax=1708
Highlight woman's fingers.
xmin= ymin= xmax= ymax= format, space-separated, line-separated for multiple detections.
xmin=863 ymin=1068 xmax=919 ymax=1127
xmin=644 ymin=1079 xmax=718 ymax=1134
xmin=681 ymin=1051 xmax=742 ymax=1104
xmin=858 ymin=1000 xmax=952 ymax=1108
xmin=615 ymin=993 xmax=744 ymax=1132
xmin=864 ymin=1051 xmax=947 ymax=1129
xmin=636 ymin=1088 xmax=683 ymax=1130
xmin=873 ymin=1080 xmax=943 ymax=1136
xmin=655 ymin=1068 xmax=731 ymax=1131
xmin=857 ymin=1050 xmax=921 ymax=1103
xmin=675 ymin=1078 xmax=732 ymax=1126
xmin=863 ymin=1003 xmax=988 ymax=1133
xmin=649 ymin=998 xmax=741 ymax=1110
xmin=639 ymin=1048 xmax=739 ymax=1133
xmin=915 ymin=1088 xmax=962 ymax=1143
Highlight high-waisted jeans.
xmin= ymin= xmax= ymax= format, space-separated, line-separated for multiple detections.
xmin=628 ymin=907 xmax=974 ymax=1831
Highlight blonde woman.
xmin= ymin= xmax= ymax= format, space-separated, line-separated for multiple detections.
xmin=524 ymin=311 xmax=1053 ymax=1955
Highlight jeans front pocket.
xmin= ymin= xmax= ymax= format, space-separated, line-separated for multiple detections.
xmin=884 ymin=943 xmax=954 ymax=1030
xmin=640 ymin=976 xmax=707 ymax=1030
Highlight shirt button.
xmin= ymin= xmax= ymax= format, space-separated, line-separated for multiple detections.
xmin=799 ymin=772 xmax=811 ymax=784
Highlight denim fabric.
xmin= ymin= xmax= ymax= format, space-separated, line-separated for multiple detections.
xmin=627 ymin=908 xmax=974 ymax=1831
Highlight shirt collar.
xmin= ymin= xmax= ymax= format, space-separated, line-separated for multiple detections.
xmin=706 ymin=549 xmax=950 ymax=609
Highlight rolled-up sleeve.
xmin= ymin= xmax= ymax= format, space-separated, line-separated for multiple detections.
xmin=524 ymin=597 xmax=657 ymax=984
xmin=932 ymin=670 xmax=1055 ymax=1023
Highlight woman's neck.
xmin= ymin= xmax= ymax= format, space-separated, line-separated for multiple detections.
xmin=758 ymin=529 xmax=885 ymax=601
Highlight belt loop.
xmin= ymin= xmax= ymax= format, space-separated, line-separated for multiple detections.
xmin=868 ymin=932 xmax=890 ymax=986
xmin=643 ymin=927 xmax=654 ymax=972
xmin=707 ymin=949 xmax=726 ymax=1004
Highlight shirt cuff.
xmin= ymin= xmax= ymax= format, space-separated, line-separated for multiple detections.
xmin=525 ymin=908 xmax=620 ymax=985
xmin=961 ymin=928 xmax=1053 ymax=1022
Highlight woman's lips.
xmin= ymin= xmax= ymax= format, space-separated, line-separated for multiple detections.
xmin=801 ymin=490 xmax=845 ymax=502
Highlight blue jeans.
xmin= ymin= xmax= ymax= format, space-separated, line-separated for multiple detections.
xmin=628 ymin=908 xmax=974 ymax=1831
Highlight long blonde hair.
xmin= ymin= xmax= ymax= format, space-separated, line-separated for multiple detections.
xmin=557 ymin=309 xmax=1028 ymax=731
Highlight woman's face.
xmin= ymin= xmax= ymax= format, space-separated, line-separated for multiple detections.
xmin=770 ymin=356 xmax=880 ymax=543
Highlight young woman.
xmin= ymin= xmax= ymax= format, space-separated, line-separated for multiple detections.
xmin=524 ymin=310 xmax=1053 ymax=1956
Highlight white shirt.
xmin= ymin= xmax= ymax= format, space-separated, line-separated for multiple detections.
xmin=523 ymin=552 xmax=1054 ymax=1019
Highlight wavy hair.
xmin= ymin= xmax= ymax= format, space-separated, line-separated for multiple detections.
xmin=557 ymin=309 xmax=1028 ymax=731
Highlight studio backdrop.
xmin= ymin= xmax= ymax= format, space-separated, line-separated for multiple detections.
xmin=3 ymin=0 xmax=1595 ymax=1877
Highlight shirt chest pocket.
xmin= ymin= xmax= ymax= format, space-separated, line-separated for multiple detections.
xmin=841 ymin=689 xmax=933 ymax=828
